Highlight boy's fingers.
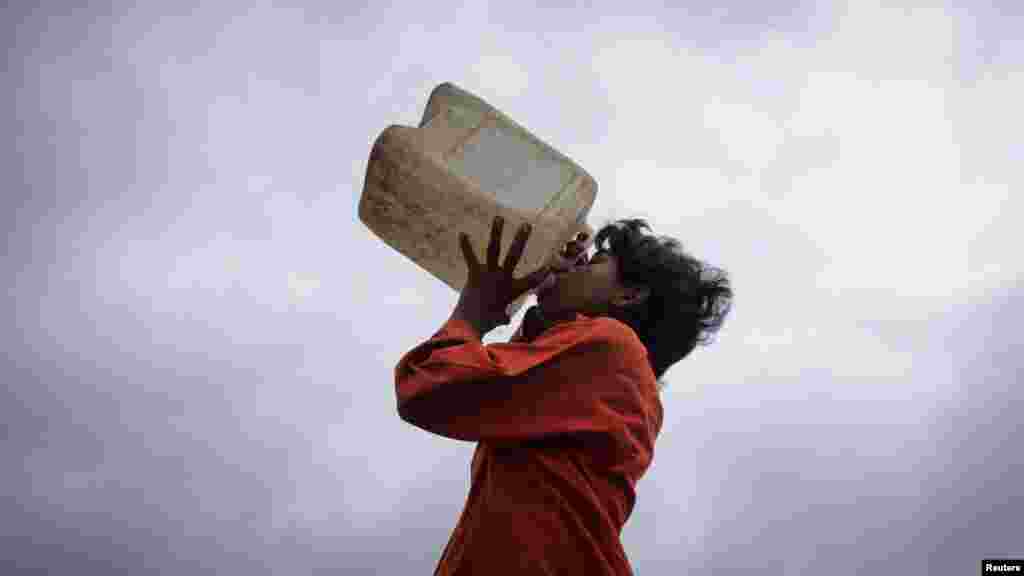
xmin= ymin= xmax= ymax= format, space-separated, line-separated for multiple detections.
xmin=503 ymin=222 xmax=532 ymax=273
xmin=459 ymin=232 xmax=480 ymax=273
xmin=488 ymin=216 xmax=504 ymax=269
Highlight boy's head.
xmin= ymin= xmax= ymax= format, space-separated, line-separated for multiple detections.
xmin=536 ymin=218 xmax=733 ymax=382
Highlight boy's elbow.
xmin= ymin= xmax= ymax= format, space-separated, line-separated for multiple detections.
xmin=394 ymin=379 xmax=431 ymax=429
xmin=396 ymin=394 xmax=420 ymax=425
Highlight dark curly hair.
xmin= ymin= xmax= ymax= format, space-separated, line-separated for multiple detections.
xmin=593 ymin=218 xmax=733 ymax=388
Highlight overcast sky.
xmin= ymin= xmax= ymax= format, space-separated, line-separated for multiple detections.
xmin=3 ymin=1 xmax=1022 ymax=574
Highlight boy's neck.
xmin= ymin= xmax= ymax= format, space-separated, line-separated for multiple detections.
xmin=519 ymin=305 xmax=581 ymax=341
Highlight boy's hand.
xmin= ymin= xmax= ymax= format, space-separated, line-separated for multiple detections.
xmin=451 ymin=216 xmax=551 ymax=336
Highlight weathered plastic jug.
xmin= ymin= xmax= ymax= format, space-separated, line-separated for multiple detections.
xmin=359 ymin=82 xmax=597 ymax=316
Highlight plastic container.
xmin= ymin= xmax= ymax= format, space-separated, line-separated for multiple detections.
xmin=359 ymin=82 xmax=597 ymax=316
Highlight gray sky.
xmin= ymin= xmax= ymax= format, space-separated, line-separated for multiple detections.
xmin=3 ymin=1 xmax=1022 ymax=574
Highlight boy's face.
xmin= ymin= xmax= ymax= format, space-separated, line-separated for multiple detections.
xmin=536 ymin=248 xmax=630 ymax=318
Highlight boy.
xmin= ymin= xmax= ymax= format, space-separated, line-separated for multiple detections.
xmin=396 ymin=215 xmax=732 ymax=575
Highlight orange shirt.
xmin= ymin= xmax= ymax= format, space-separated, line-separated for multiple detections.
xmin=395 ymin=311 xmax=664 ymax=575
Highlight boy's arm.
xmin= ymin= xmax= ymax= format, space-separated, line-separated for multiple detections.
xmin=394 ymin=315 xmax=649 ymax=442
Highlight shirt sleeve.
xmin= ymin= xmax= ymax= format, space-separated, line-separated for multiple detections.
xmin=394 ymin=314 xmax=655 ymax=443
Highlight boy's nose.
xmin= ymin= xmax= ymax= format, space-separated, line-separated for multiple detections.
xmin=544 ymin=228 xmax=593 ymax=271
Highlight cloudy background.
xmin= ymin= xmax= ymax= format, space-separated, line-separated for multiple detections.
xmin=3 ymin=1 xmax=1022 ymax=574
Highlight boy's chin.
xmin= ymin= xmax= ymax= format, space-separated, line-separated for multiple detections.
xmin=537 ymin=299 xmax=577 ymax=321
xmin=536 ymin=293 xmax=557 ymax=312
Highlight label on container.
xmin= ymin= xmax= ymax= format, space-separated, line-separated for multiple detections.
xmin=446 ymin=122 xmax=576 ymax=215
